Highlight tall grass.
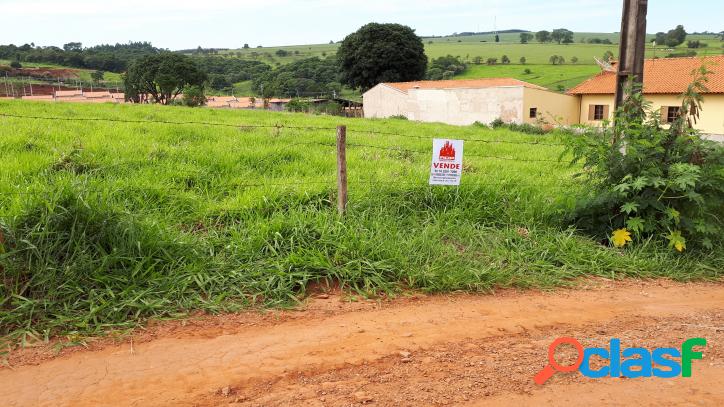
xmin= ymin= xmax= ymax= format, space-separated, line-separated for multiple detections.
xmin=0 ymin=100 xmax=721 ymax=340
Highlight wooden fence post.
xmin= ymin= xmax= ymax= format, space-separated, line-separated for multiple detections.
xmin=336 ymin=125 xmax=348 ymax=215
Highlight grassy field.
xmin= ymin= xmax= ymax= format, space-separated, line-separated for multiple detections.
xmin=221 ymin=33 xmax=723 ymax=65
xmin=457 ymin=64 xmax=602 ymax=90
xmin=0 ymin=100 xmax=721 ymax=341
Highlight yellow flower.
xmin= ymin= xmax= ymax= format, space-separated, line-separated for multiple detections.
xmin=675 ymin=241 xmax=685 ymax=252
xmin=612 ymin=228 xmax=633 ymax=248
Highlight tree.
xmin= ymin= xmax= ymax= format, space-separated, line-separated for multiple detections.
xmin=91 ymin=70 xmax=105 ymax=83
xmin=551 ymin=29 xmax=574 ymax=44
xmin=427 ymin=55 xmax=466 ymax=80
xmin=549 ymin=55 xmax=565 ymax=65
xmin=501 ymin=55 xmax=510 ymax=64
xmin=276 ymin=49 xmax=289 ymax=57
xmin=603 ymin=50 xmax=614 ymax=62
xmin=473 ymin=56 xmax=482 ymax=65
xmin=123 ymin=53 xmax=207 ymax=105
xmin=181 ymin=85 xmax=206 ymax=107
xmin=571 ymin=56 xmax=579 ymax=64
xmin=495 ymin=34 xmax=500 ymax=43
xmin=655 ymin=32 xmax=667 ymax=46
xmin=520 ymin=33 xmax=534 ymax=44
xmin=243 ymin=44 xmax=250 ymax=49
xmin=486 ymin=57 xmax=498 ymax=65
xmin=665 ymin=25 xmax=687 ymax=47
xmin=10 ymin=61 xmax=21 ymax=69
xmin=519 ymin=56 xmax=526 ymax=65
xmin=536 ymin=30 xmax=551 ymax=43
xmin=337 ymin=23 xmax=427 ymax=91
xmin=63 ymin=42 xmax=82 ymax=52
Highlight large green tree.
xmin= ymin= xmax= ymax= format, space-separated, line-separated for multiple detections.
xmin=665 ymin=25 xmax=687 ymax=47
xmin=123 ymin=53 xmax=207 ymax=104
xmin=551 ymin=29 xmax=574 ymax=44
xmin=337 ymin=23 xmax=427 ymax=91
xmin=535 ymin=30 xmax=551 ymax=43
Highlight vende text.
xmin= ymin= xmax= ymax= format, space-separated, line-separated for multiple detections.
xmin=433 ymin=163 xmax=461 ymax=170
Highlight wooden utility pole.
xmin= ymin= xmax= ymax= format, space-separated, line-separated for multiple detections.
xmin=336 ymin=125 xmax=348 ymax=216
xmin=615 ymin=0 xmax=649 ymax=111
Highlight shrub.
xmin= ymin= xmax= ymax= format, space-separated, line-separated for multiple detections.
xmin=10 ymin=61 xmax=21 ymax=69
xmin=520 ymin=57 xmax=526 ymax=65
xmin=501 ymin=55 xmax=510 ymax=64
xmin=182 ymin=85 xmax=207 ymax=107
xmin=389 ymin=114 xmax=408 ymax=120
xmin=563 ymin=68 xmax=723 ymax=252
xmin=523 ymin=68 xmax=532 ymax=74
xmin=286 ymin=98 xmax=312 ymax=112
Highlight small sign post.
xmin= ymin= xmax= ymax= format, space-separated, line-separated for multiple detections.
xmin=429 ymin=139 xmax=464 ymax=186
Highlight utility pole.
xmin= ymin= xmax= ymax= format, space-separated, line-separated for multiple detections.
xmin=614 ymin=0 xmax=648 ymax=111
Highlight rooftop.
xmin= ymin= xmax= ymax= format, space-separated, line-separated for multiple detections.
xmin=382 ymin=78 xmax=548 ymax=93
xmin=567 ymin=56 xmax=724 ymax=95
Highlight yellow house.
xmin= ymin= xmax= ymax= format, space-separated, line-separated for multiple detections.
xmin=567 ymin=56 xmax=724 ymax=136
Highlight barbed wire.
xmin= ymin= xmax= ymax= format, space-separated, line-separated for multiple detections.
xmin=0 ymin=113 xmax=338 ymax=131
xmin=0 ymin=178 xmax=576 ymax=200
xmin=0 ymin=113 xmax=580 ymax=148
xmin=347 ymin=142 xmax=565 ymax=163
xmin=347 ymin=129 xmax=571 ymax=147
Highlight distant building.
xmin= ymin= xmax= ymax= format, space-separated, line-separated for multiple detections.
xmin=363 ymin=78 xmax=579 ymax=126
xmin=568 ymin=56 xmax=724 ymax=136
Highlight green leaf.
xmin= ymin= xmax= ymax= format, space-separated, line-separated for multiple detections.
xmin=626 ymin=217 xmax=645 ymax=234
xmin=702 ymin=238 xmax=713 ymax=250
xmin=614 ymin=183 xmax=631 ymax=194
xmin=632 ymin=176 xmax=649 ymax=191
xmin=665 ymin=207 xmax=681 ymax=223
xmin=621 ymin=202 xmax=640 ymax=215
xmin=666 ymin=230 xmax=687 ymax=252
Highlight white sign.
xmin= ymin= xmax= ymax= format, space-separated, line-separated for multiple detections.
xmin=429 ymin=139 xmax=464 ymax=186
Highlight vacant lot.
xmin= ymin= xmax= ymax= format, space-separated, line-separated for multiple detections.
xmin=0 ymin=100 xmax=722 ymax=344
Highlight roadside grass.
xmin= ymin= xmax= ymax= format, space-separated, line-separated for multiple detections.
xmin=0 ymin=100 xmax=721 ymax=342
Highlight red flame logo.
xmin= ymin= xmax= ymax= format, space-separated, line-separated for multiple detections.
xmin=439 ymin=141 xmax=456 ymax=161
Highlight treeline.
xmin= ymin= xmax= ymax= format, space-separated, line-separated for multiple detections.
xmin=192 ymin=57 xmax=271 ymax=91
xmin=0 ymin=42 xmax=161 ymax=72
xmin=251 ymin=57 xmax=342 ymax=97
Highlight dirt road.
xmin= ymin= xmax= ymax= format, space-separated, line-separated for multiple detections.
xmin=2 ymin=279 xmax=723 ymax=406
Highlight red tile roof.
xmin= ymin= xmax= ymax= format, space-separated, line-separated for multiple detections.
xmin=383 ymin=78 xmax=547 ymax=93
xmin=568 ymin=56 xmax=724 ymax=95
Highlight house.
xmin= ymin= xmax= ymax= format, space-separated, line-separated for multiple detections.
xmin=363 ymin=78 xmax=579 ymax=126
xmin=568 ymin=56 xmax=724 ymax=135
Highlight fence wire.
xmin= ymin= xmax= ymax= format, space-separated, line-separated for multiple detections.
xmin=0 ymin=113 xmax=579 ymax=202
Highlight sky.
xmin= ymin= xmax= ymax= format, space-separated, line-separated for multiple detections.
xmin=1 ymin=0 xmax=722 ymax=50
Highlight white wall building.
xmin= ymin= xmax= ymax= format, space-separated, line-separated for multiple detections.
xmin=363 ymin=78 xmax=580 ymax=126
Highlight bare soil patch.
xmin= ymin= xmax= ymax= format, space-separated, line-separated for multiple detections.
xmin=1 ymin=279 xmax=722 ymax=407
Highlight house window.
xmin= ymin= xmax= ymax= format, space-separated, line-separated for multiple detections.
xmin=529 ymin=107 xmax=538 ymax=118
xmin=593 ymin=105 xmax=605 ymax=120
xmin=666 ymin=106 xmax=680 ymax=123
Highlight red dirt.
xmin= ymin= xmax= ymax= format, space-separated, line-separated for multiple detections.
xmin=7 ymin=67 xmax=81 ymax=80
xmin=1 ymin=279 xmax=723 ymax=406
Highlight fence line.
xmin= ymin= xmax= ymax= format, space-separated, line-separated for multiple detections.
xmin=0 ymin=113 xmax=577 ymax=148
xmin=1 ymin=118 xmax=579 ymax=210
xmin=347 ymin=142 xmax=565 ymax=163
